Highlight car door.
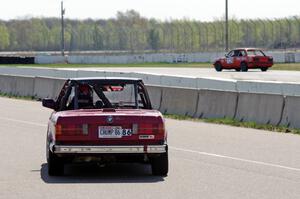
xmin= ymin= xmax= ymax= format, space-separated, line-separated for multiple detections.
xmin=224 ymin=50 xmax=241 ymax=68
xmin=223 ymin=50 xmax=235 ymax=68
xmin=234 ymin=50 xmax=246 ymax=68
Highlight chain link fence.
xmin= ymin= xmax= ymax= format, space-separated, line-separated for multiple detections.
xmin=66 ymin=17 xmax=300 ymax=53
xmin=1 ymin=14 xmax=300 ymax=53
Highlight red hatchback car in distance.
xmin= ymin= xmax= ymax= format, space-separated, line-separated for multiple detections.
xmin=213 ymin=48 xmax=273 ymax=72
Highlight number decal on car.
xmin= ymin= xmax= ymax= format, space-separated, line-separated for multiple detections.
xmin=226 ymin=58 xmax=233 ymax=64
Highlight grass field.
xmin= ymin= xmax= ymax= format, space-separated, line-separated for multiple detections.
xmin=1 ymin=62 xmax=300 ymax=70
xmin=271 ymin=63 xmax=300 ymax=71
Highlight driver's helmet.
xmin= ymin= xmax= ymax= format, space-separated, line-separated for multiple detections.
xmin=78 ymin=84 xmax=93 ymax=108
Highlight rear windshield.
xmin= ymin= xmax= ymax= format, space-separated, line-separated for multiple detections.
xmin=63 ymin=82 xmax=149 ymax=110
xmin=97 ymin=84 xmax=136 ymax=107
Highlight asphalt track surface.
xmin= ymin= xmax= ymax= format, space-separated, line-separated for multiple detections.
xmin=73 ymin=67 xmax=300 ymax=83
xmin=0 ymin=97 xmax=300 ymax=199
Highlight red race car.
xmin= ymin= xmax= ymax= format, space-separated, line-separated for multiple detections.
xmin=42 ymin=78 xmax=168 ymax=176
xmin=213 ymin=48 xmax=273 ymax=72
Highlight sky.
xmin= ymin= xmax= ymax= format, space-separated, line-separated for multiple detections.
xmin=1 ymin=0 xmax=299 ymax=21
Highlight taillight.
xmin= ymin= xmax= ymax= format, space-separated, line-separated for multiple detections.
xmin=55 ymin=124 xmax=62 ymax=135
xmin=55 ymin=124 xmax=89 ymax=136
xmin=139 ymin=124 xmax=154 ymax=134
xmin=158 ymin=123 xmax=165 ymax=135
xmin=138 ymin=123 xmax=165 ymax=134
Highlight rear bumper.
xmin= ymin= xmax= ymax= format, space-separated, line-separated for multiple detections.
xmin=52 ymin=144 xmax=167 ymax=154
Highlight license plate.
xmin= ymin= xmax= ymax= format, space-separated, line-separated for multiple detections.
xmin=98 ymin=126 xmax=132 ymax=138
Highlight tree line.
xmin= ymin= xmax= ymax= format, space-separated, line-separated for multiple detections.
xmin=0 ymin=10 xmax=299 ymax=53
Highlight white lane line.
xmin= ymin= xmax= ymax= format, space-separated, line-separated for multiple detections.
xmin=0 ymin=117 xmax=47 ymax=127
xmin=170 ymin=146 xmax=300 ymax=172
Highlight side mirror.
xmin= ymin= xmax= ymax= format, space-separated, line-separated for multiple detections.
xmin=42 ymin=98 xmax=56 ymax=109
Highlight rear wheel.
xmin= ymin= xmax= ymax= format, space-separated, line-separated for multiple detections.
xmin=48 ymin=150 xmax=64 ymax=176
xmin=214 ymin=62 xmax=223 ymax=72
xmin=151 ymin=152 xmax=169 ymax=176
xmin=235 ymin=68 xmax=241 ymax=72
xmin=261 ymin=67 xmax=268 ymax=72
xmin=241 ymin=62 xmax=248 ymax=72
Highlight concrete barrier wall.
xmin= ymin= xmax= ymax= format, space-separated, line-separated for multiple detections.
xmin=77 ymin=70 xmax=105 ymax=78
xmin=15 ymin=76 xmax=35 ymax=96
xmin=236 ymin=80 xmax=300 ymax=96
xmin=0 ymin=74 xmax=34 ymax=96
xmin=0 ymin=74 xmax=17 ymax=95
xmin=280 ymin=96 xmax=300 ymax=129
xmin=0 ymin=67 xmax=237 ymax=91
xmin=33 ymin=77 xmax=66 ymax=99
xmin=160 ymin=75 xmax=198 ymax=88
xmin=235 ymin=93 xmax=284 ymax=125
xmin=52 ymin=79 xmax=67 ymax=100
xmin=159 ymin=87 xmax=198 ymax=116
xmin=52 ymin=69 xmax=78 ymax=78
xmin=2 ymin=74 xmax=300 ymax=130
xmin=4 ymin=67 xmax=300 ymax=95
xmin=35 ymin=55 xmax=65 ymax=64
xmin=145 ymin=85 xmax=162 ymax=110
xmin=132 ymin=73 xmax=162 ymax=85
xmin=0 ymin=67 xmax=58 ymax=77
xmin=195 ymin=90 xmax=238 ymax=119
xmin=236 ymin=80 xmax=283 ymax=95
xmin=197 ymin=78 xmax=237 ymax=91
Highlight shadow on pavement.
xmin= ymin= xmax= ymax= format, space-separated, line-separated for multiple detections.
xmin=221 ymin=70 xmax=263 ymax=73
xmin=40 ymin=163 xmax=165 ymax=184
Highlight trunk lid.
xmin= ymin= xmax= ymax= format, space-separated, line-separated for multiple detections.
xmin=54 ymin=109 xmax=165 ymax=145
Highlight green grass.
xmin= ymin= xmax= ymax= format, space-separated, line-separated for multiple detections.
xmin=272 ymin=63 xmax=300 ymax=71
xmin=164 ymin=114 xmax=300 ymax=135
xmin=0 ymin=92 xmax=36 ymax=101
xmin=1 ymin=62 xmax=300 ymax=70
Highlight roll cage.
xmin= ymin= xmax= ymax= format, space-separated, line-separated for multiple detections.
xmin=54 ymin=78 xmax=152 ymax=111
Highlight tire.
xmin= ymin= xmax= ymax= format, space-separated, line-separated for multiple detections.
xmin=214 ymin=62 xmax=223 ymax=72
xmin=261 ymin=67 xmax=268 ymax=72
xmin=235 ymin=68 xmax=241 ymax=72
xmin=241 ymin=62 xmax=248 ymax=72
xmin=48 ymin=150 xmax=64 ymax=176
xmin=151 ymin=152 xmax=169 ymax=176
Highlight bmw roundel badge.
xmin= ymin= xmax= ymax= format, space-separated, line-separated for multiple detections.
xmin=106 ymin=116 xmax=113 ymax=124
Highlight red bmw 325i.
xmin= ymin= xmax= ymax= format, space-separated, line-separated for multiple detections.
xmin=43 ymin=77 xmax=168 ymax=176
